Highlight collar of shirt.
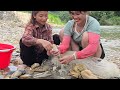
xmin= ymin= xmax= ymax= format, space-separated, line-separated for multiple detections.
xmin=34 ymin=23 xmax=46 ymax=29
xmin=34 ymin=23 xmax=49 ymax=33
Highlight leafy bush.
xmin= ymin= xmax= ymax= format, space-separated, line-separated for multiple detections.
xmin=48 ymin=13 xmax=64 ymax=25
xmin=107 ymin=16 xmax=120 ymax=25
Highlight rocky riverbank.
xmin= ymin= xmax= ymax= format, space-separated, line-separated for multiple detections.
xmin=0 ymin=11 xmax=120 ymax=79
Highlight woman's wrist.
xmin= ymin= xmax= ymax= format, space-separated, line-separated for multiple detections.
xmin=57 ymin=45 xmax=61 ymax=54
xmin=36 ymin=39 xmax=43 ymax=45
xmin=72 ymin=52 xmax=77 ymax=60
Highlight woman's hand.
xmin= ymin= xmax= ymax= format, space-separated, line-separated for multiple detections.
xmin=49 ymin=44 xmax=60 ymax=56
xmin=47 ymin=50 xmax=51 ymax=56
xmin=38 ymin=39 xmax=53 ymax=51
xmin=59 ymin=55 xmax=75 ymax=64
xmin=50 ymin=50 xmax=60 ymax=56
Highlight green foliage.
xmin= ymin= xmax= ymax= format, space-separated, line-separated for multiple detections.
xmin=107 ymin=16 xmax=120 ymax=25
xmin=48 ymin=12 xmax=64 ymax=25
xmin=20 ymin=11 xmax=120 ymax=25
xmin=49 ymin=11 xmax=70 ymax=23
xmin=114 ymin=11 xmax=120 ymax=16
xmin=90 ymin=11 xmax=120 ymax=25
xmin=55 ymin=11 xmax=70 ymax=23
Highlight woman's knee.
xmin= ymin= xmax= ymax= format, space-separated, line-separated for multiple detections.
xmin=70 ymin=39 xmax=79 ymax=51
xmin=81 ymin=32 xmax=89 ymax=48
xmin=95 ymin=43 xmax=105 ymax=59
xmin=59 ymin=29 xmax=64 ymax=41
xmin=81 ymin=32 xmax=105 ymax=59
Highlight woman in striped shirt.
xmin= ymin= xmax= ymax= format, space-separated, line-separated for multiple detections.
xmin=19 ymin=11 xmax=60 ymax=66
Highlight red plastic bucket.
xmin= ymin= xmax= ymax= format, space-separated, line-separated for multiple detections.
xmin=0 ymin=43 xmax=15 ymax=69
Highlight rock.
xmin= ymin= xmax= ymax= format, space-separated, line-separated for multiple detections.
xmin=11 ymin=70 xmax=25 ymax=78
xmin=31 ymin=63 xmax=40 ymax=69
xmin=19 ymin=74 xmax=32 ymax=79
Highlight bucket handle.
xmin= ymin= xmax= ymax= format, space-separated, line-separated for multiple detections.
xmin=0 ymin=47 xmax=16 ymax=52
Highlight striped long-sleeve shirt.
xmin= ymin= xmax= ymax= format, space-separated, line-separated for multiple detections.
xmin=22 ymin=23 xmax=53 ymax=53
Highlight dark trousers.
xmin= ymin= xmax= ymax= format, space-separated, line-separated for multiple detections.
xmin=19 ymin=34 xmax=61 ymax=66
xmin=100 ymin=43 xmax=105 ymax=59
xmin=19 ymin=39 xmax=49 ymax=66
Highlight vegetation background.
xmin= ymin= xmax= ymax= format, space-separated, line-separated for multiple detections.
xmin=47 ymin=11 xmax=120 ymax=26
xmin=1 ymin=11 xmax=120 ymax=26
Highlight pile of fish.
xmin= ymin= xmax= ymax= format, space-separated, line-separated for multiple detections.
xmin=69 ymin=64 xmax=98 ymax=79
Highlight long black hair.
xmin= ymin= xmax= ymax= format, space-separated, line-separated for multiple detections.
xmin=29 ymin=11 xmax=48 ymax=26
xmin=29 ymin=11 xmax=39 ymax=25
